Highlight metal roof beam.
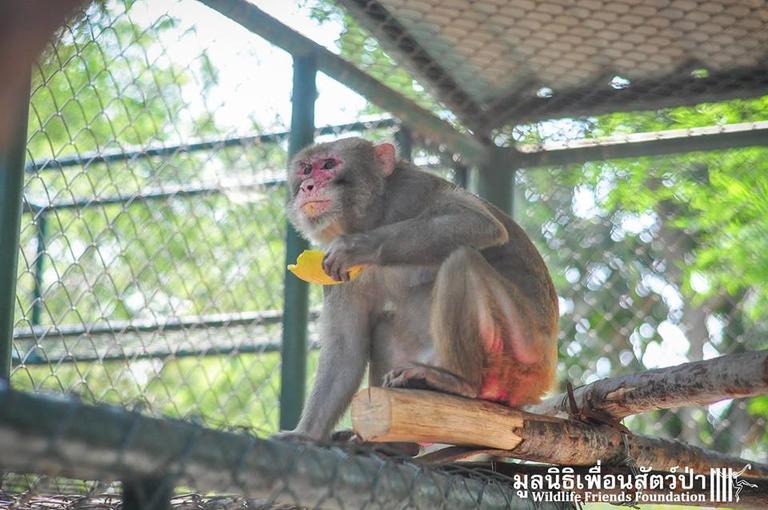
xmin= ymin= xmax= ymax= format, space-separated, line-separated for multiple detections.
xmin=483 ymin=67 xmax=768 ymax=129
xmin=501 ymin=120 xmax=768 ymax=168
xmin=198 ymin=0 xmax=491 ymax=165
xmin=0 ymin=387 xmax=532 ymax=508
xmin=335 ymin=0 xmax=486 ymax=133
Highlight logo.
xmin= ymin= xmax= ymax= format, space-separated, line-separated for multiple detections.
xmin=711 ymin=464 xmax=758 ymax=503
xmin=510 ymin=462 xmax=758 ymax=505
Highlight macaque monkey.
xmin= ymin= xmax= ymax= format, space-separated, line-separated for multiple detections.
xmin=282 ymin=137 xmax=558 ymax=441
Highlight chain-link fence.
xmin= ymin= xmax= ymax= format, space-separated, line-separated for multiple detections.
xmin=1 ymin=0 xmax=767 ymax=508
xmin=10 ymin=0 xmax=406 ymax=430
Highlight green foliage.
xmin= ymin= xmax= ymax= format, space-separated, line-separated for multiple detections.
xmin=12 ymin=0 xmax=767 ymax=462
xmin=300 ymin=0 xmax=441 ymax=115
xmin=28 ymin=5 xmax=187 ymax=157
xmin=14 ymin=0 xmax=295 ymax=435
xmin=581 ymin=98 xmax=768 ymax=326
xmin=515 ymin=97 xmax=768 ymax=456
xmin=13 ymin=351 xmax=322 ymax=434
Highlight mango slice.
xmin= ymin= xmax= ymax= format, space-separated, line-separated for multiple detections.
xmin=287 ymin=249 xmax=365 ymax=285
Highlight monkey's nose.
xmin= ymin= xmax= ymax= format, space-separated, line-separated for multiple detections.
xmin=301 ymin=178 xmax=315 ymax=193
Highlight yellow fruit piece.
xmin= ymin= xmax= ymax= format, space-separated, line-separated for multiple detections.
xmin=287 ymin=249 xmax=365 ymax=285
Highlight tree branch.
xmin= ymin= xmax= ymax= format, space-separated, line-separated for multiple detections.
xmin=351 ymin=387 xmax=768 ymax=477
xmin=527 ymin=350 xmax=768 ymax=421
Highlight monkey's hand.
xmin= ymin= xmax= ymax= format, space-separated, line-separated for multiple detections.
xmin=323 ymin=233 xmax=379 ymax=281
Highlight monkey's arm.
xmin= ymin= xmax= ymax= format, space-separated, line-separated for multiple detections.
xmin=291 ymin=287 xmax=370 ymax=440
xmin=324 ymin=192 xmax=508 ymax=277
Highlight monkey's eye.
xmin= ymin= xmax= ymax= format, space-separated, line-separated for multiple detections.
xmin=322 ymin=159 xmax=336 ymax=170
xmin=300 ymin=163 xmax=311 ymax=175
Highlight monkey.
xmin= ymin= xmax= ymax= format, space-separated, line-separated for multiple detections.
xmin=281 ymin=137 xmax=558 ymax=441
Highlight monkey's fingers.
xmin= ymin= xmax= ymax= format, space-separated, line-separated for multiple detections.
xmin=288 ymin=250 xmax=363 ymax=285
xmin=322 ymin=254 xmax=355 ymax=282
xmin=322 ymin=252 xmax=343 ymax=282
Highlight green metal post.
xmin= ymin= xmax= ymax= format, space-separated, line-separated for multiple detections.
xmin=453 ymin=162 xmax=468 ymax=189
xmin=279 ymin=54 xmax=317 ymax=431
xmin=477 ymin=163 xmax=514 ymax=216
xmin=31 ymin=212 xmax=48 ymax=326
xmin=23 ymin=213 xmax=47 ymax=365
xmin=395 ymin=126 xmax=412 ymax=162
xmin=0 ymin=75 xmax=30 ymax=382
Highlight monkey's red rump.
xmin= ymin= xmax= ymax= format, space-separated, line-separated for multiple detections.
xmin=479 ymin=352 xmax=553 ymax=407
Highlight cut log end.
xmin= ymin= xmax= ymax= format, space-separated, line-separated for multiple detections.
xmin=350 ymin=388 xmax=394 ymax=439
xmin=349 ymin=387 xmax=768 ymax=479
xmin=351 ymin=387 xmax=523 ymax=450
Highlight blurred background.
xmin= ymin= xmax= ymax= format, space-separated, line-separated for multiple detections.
xmin=3 ymin=0 xmax=767 ymax=506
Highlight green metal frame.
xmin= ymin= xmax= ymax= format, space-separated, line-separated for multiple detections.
xmin=509 ymin=120 xmax=768 ymax=168
xmin=29 ymin=212 xmax=47 ymax=327
xmin=279 ymin=54 xmax=317 ymax=431
xmin=1 ymin=2 xmax=766 ymax=507
xmin=0 ymin=386 xmax=535 ymax=509
xmin=198 ymin=0 xmax=490 ymax=165
xmin=8 ymin=0 xmax=767 ymax=392
xmin=0 ymin=75 xmax=30 ymax=382
xmin=477 ymin=162 xmax=514 ymax=215
xmin=395 ymin=126 xmax=413 ymax=161
xmin=25 ymin=118 xmax=398 ymax=174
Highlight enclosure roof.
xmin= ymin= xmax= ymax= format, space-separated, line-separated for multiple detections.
xmin=340 ymin=0 xmax=768 ymax=130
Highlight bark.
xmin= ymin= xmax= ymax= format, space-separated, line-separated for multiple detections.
xmin=526 ymin=350 xmax=768 ymax=421
xmin=351 ymin=387 xmax=768 ymax=477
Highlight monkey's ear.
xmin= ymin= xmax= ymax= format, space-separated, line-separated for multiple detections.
xmin=374 ymin=143 xmax=396 ymax=176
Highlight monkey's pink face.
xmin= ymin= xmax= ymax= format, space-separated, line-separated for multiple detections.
xmin=288 ymin=139 xmax=395 ymax=245
xmin=293 ymin=153 xmax=344 ymax=219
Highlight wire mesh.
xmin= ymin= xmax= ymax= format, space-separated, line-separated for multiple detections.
xmin=336 ymin=0 xmax=768 ymax=131
xmin=1 ymin=385 xmax=564 ymax=509
xmin=506 ymin=125 xmax=768 ymax=481
xmin=508 ymin=117 xmax=768 ymax=459
xmin=2 ymin=0 xmax=767 ymax=508
xmin=310 ymin=0 xmax=768 ymax=462
xmin=9 ymin=0 xmax=399 ymax=432
xmin=12 ymin=0 xmax=297 ymax=433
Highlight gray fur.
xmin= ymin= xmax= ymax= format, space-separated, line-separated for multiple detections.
xmin=282 ymin=137 xmax=558 ymax=440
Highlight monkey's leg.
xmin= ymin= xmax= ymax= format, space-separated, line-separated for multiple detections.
xmin=368 ymin=312 xmax=397 ymax=387
xmin=440 ymin=246 xmax=554 ymax=405
xmin=386 ymin=246 xmax=552 ymax=406
xmin=378 ymin=281 xmax=478 ymax=397
xmin=372 ymin=283 xmax=437 ymax=381
xmin=382 ymin=253 xmax=482 ymax=398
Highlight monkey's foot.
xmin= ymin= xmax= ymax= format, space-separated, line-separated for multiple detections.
xmin=382 ymin=365 xmax=478 ymax=399
xmin=330 ymin=429 xmax=357 ymax=442
xmin=331 ymin=429 xmax=420 ymax=457
xmin=272 ymin=431 xmax=315 ymax=442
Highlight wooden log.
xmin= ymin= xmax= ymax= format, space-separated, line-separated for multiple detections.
xmin=351 ymin=387 xmax=768 ymax=478
xmin=350 ymin=387 xmax=523 ymax=450
xmin=527 ymin=350 xmax=768 ymax=421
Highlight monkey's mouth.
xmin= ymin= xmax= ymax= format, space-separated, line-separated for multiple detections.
xmin=300 ymin=199 xmax=332 ymax=218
